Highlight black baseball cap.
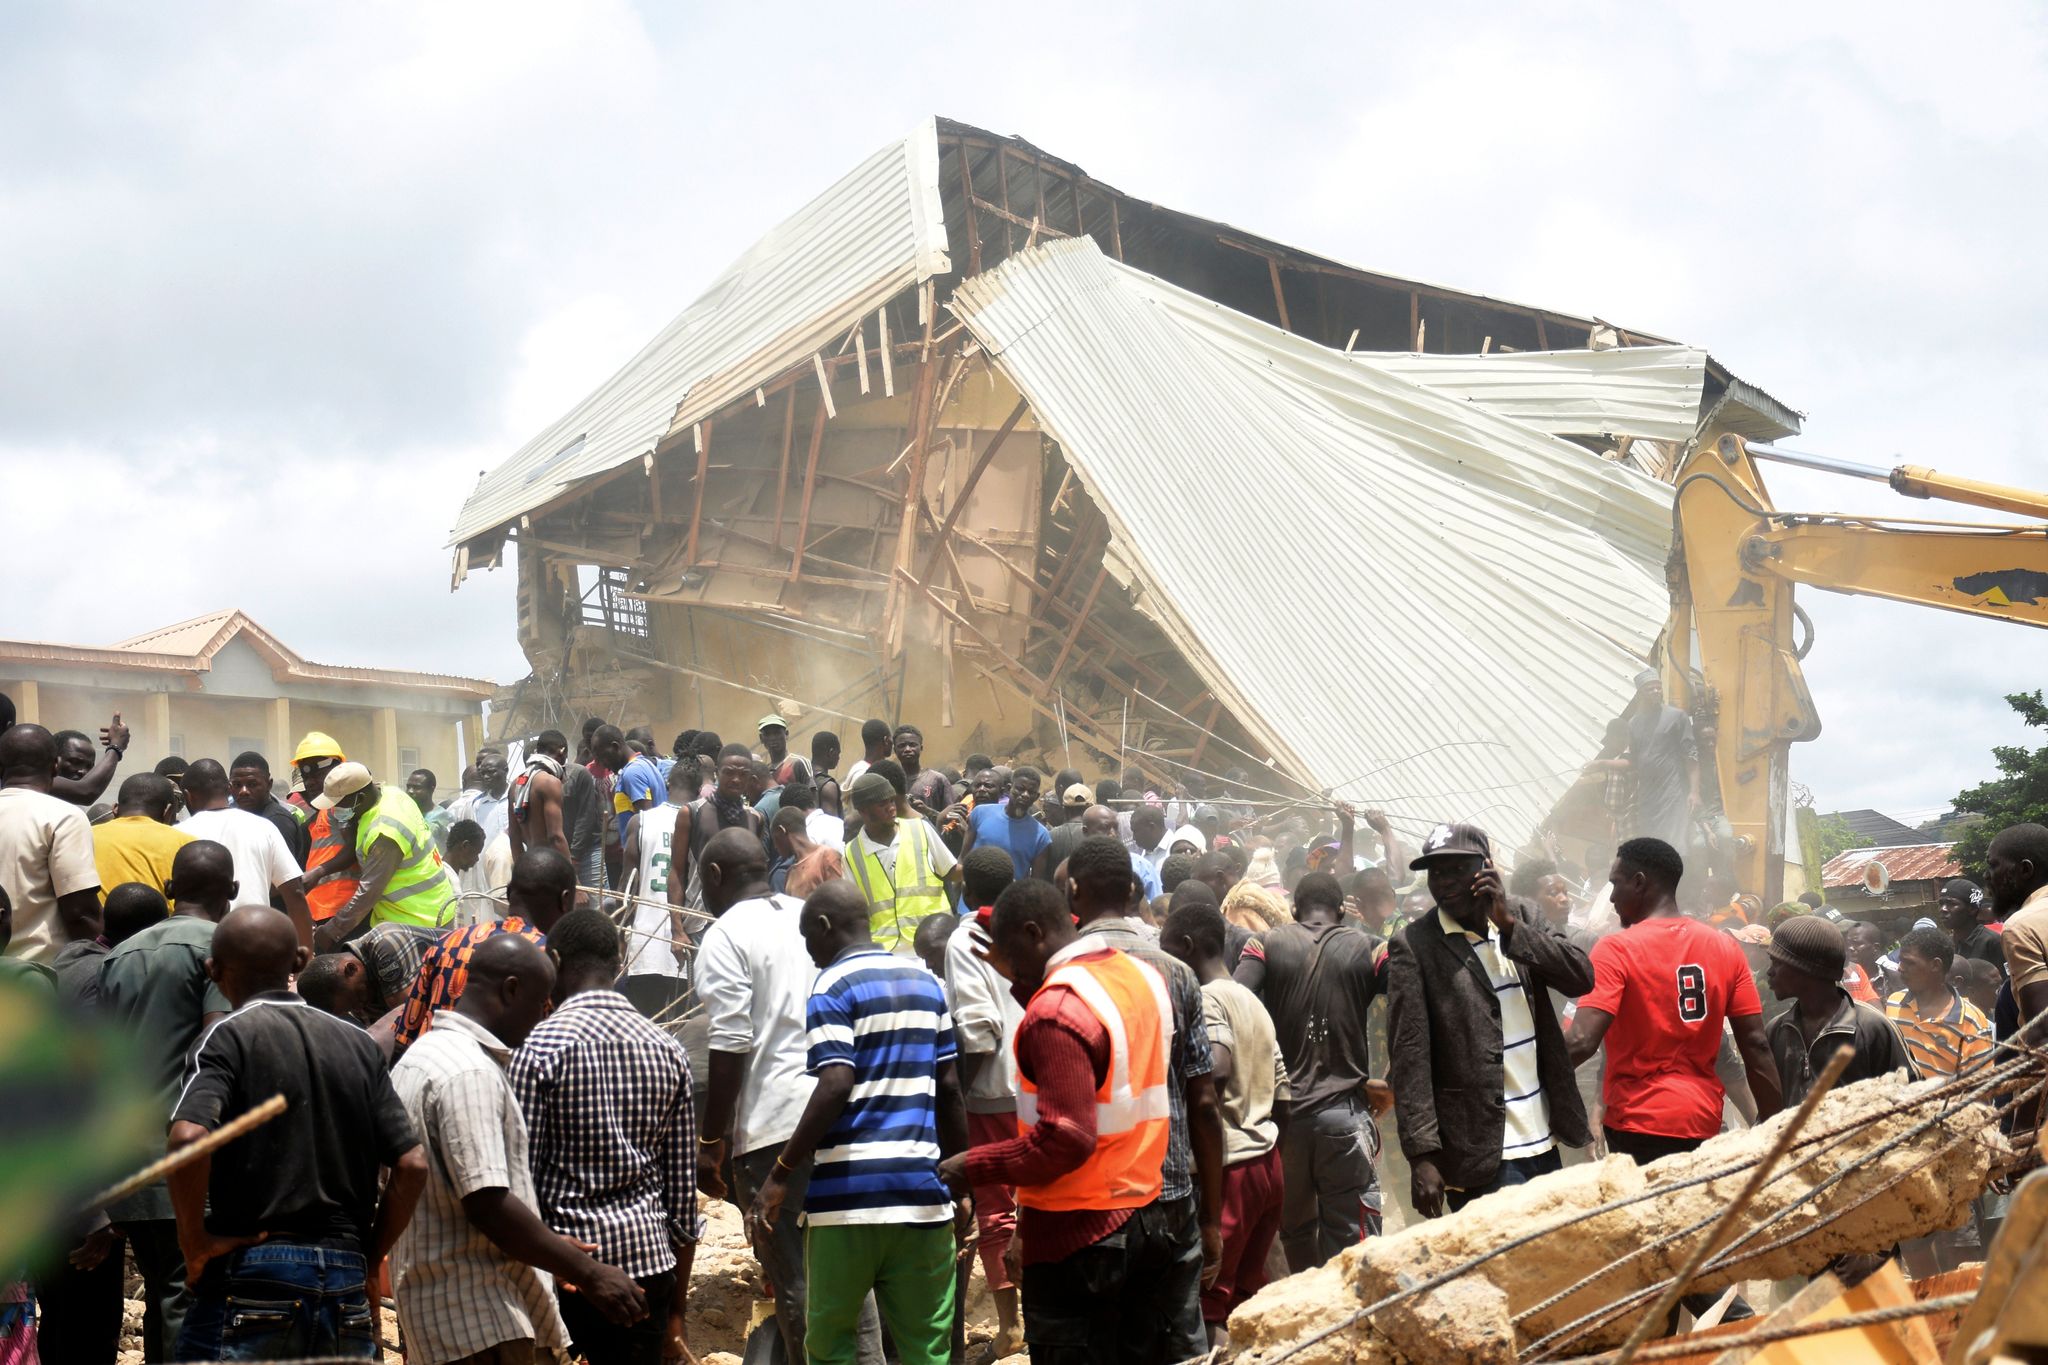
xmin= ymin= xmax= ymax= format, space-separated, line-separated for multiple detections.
xmin=1410 ymin=822 xmax=1492 ymax=869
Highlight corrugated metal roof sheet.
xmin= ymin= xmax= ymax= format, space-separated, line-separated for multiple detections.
xmin=1822 ymin=844 xmax=1962 ymax=889
xmin=951 ymin=237 xmax=1674 ymax=857
xmin=448 ymin=120 xmax=952 ymax=546
xmin=1354 ymin=346 xmax=1710 ymax=444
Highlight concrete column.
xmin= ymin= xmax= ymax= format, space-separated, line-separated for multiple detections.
xmin=13 ymin=681 xmax=37 ymax=725
xmin=373 ymin=708 xmax=400 ymax=784
xmin=460 ymin=711 xmax=482 ymax=765
xmin=267 ymin=698 xmax=292 ymax=770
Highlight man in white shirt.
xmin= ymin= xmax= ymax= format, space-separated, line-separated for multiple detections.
xmin=1126 ymin=804 xmax=1172 ymax=875
xmin=693 ymin=828 xmax=880 ymax=1365
xmin=448 ymin=748 xmax=511 ymax=844
xmin=621 ymin=765 xmax=693 ymax=1019
xmin=943 ymin=847 xmax=1027 ymax=1357
xmin=177 ymin=758 xmax=310 ymax=947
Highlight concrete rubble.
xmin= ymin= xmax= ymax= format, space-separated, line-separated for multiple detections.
xmin=1226 ymin=1072 xmax=2008 ymax=1364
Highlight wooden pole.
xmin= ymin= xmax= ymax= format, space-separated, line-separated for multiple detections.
xmin=1268 ymin=256 xmax=1291 ymax=330
xmin=787 ymin=399 xmax=827 ymax=583
xmin=1047 ymin=562 xmax=1110 ymax=684
xmin=89 ymin=1094 xmax=288 ymax=1210
xmin=686 ymin=420 xmax=712 ymax=565
xmin=772 ymin=386 xmax=796 ymax=549
xmin=959 ymin=137 xmax=982 ymax=274
xmin=915 ymin=398 xmax=1029 ymax=588
xmin=1409 ymin=290 xmax=1420 ymax=350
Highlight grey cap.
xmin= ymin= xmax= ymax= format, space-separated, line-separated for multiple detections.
xmin=1768 ymin=914 xmax=1846 ymax=983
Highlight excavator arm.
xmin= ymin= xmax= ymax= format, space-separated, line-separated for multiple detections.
xmin=1662 ymin=434 xmax=2048 ymax=903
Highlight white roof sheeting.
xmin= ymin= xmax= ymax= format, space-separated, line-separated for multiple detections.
xmin=449 ymin=121 xmax=951 ymax=545
xmin=951 ymin=237 xmax=1675 ymax=857
xmin=1356 ymin=345 xmax=1711 ymax=444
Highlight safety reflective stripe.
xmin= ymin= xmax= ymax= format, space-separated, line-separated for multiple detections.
xmin=359 ymin=793 xmax=456 ymax=927
xmin=894 ymin=820 xmax=944 ymax=897
xmin=1020 ymin=960 xmax=1171 ymax=1133
xmin=849 ymin=820 xmax=946 ymax=950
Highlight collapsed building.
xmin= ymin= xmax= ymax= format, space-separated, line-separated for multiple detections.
xmin=448 ymin=116 xmax=1800 ymax=858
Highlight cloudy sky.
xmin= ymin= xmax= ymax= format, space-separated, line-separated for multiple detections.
xmin=5 ymin=1 xmax=2044 ymax=821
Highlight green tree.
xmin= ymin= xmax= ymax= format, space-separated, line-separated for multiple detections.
xmin=1950 ymin=691 xmax=2048 ymax=876
xmin=1796 ymin=808 xmax=1862 ymax=879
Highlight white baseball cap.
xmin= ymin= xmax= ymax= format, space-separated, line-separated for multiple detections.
xmin=313 ymin=760 xmax=374 ymax=810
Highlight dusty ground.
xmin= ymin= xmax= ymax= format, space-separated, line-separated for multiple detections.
xmin=113 ymin=1196 xmax=999 ymax=1362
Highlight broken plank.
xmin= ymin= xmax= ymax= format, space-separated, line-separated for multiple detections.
xmin=787 ymin=399 xmax=828 ymax=582
xmin=915 ymin=399 xmax=1029 ymax=588
xmin=1047 ymin=562 xmax=1110 ymax=684
xmin=772 ymin=387 xmax=796 ymax=548
xmin=686 ymin=420 xmax=712 ymax=565
xmin=811 ymin=352 xmax=837 ymax=419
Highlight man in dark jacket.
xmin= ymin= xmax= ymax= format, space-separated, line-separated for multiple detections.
xmin=1765 ymin=915 xmax=1917 ymax=1101
xmin=1386 ymin=823 xmax=1595 ymax=1216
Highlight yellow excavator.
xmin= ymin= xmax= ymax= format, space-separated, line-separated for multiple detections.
xmin=1662 ymin=432 xmax=2048 ymax=904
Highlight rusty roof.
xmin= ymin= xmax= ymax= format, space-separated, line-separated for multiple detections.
xmin=0 ymin=610 xmax=496 ymax=699
xmin=1822 ymin=843 xmax=1963 ymax=890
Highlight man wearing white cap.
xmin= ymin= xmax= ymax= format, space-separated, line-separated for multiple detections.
xmin=311 ymin=762 xmax=458 ymax=952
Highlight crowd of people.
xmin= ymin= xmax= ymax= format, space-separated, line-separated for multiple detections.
xmin=1 ymin=690 xmax=2043 ymax=1365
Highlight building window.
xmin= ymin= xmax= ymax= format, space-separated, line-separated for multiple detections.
xmin=168 ymin=734 xmax=185 ymax=757
xmin=578 ymin=566 xmax=652 ymax=642
xmin=229 ymin=736 xmax=264 ymax=763
xmin=399 ymin=746 xmax=422 ymax=774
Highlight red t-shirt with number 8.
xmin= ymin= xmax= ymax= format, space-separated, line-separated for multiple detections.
xmin=1579 ymin=916 xmax=1763 ymax=1140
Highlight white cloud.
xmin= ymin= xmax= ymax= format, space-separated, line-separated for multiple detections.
xmin=2 ymin=2 xmax=2044 ymax=822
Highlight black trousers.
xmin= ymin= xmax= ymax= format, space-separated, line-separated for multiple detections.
xmin=559 ymin=1268 xmax=677 ymax=1365
xmin=1020 ymin=1198 xmax=1203 ymax=1365
xmin=34 ymin=1236 xmax=124 ymax=1365
xmin=1604 ymin=1127 xmax=1754 ymax=1324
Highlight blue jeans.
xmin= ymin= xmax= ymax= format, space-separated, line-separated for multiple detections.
xmin=1445 ymin=1146 xmax=1565 ymax=1212
xmin=175 ymin=1242 xmax=376 ymax=1361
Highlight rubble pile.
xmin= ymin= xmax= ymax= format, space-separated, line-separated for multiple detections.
xmin=1226 ymin=1073 xmax=2008 ymax=1364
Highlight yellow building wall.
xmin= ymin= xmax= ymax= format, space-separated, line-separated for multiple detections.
xmin=7 ymin=681 xmax=477 ymax=803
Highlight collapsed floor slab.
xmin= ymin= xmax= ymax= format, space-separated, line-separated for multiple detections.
xmin=1226 ymin=1072 xmax=2010 ymax=1365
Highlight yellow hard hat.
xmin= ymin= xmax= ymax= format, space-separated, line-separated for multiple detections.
xmin=294 ymin=731 xmax=346 ymax=763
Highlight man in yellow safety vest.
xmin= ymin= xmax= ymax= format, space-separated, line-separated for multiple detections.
xmin=310 ymin=760 xmax=458 ymax=951
xmin=843 ymin=769 xmax=961 ymax=954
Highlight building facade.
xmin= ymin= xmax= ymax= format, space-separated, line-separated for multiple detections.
xmin=0 ymin=611 xmax=492 ymax=799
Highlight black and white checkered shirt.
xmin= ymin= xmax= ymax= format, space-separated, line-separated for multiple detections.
xmin=508 ymin=989 xmax=701 ymax=1277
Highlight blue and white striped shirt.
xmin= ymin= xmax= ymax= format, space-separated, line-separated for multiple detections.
xmin=803 ymin=946 xmax=957 ymax=1226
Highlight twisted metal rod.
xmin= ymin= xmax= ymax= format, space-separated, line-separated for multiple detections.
xmin=1521 ymin=1073 xmax=2040 ymax=1360
xmin=1247 ymin=1028 xmax=2045 ymax=1365
xmin=1509 ymin=1049 xmax=2035 ymax=1330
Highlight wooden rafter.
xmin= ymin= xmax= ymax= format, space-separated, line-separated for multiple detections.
xmin=1047 ymin=562 xmax=1109 ymax=685
xmin=787 ymin=398 xmax=828 ymax=582
xmin=915 ymin=398 xmax=1029 ymax=589
xmin=686 ymin=420 xmax=712 ymax=564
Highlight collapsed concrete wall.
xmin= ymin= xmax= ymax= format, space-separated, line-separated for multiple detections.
xmin=1226 ymin=1073 xmax=2008 ymax=1365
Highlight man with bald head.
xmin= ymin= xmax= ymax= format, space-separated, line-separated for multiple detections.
xmin=696 ymin=828 xmax=880 ymax=1365
xmin=395 ymin=933 xmax=646 ymax=1364
xmin=751 ymin=881 xmax=967 ymax=1365
xmin=391 ymin=846 xmax=576 ymax=1056
xmin=167 ymin=906 xmax=428 ymax=1360
xmin=96 ymin=838 xmax=239 ymax=1360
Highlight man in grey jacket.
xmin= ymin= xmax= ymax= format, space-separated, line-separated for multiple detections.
xmin=1386 ymin=823 xmax=1596 ymax=1216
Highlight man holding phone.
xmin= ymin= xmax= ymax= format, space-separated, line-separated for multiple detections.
xmin=1386 ymin=823 xmax=1596 ymax=1216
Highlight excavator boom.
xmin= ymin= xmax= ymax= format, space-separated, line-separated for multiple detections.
xmin=1663 ymin=434 xmax=2048 ymax=903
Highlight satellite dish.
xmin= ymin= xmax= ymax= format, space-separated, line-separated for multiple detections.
xmin=1863 ymin=861 xmax=1891 ymax=896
